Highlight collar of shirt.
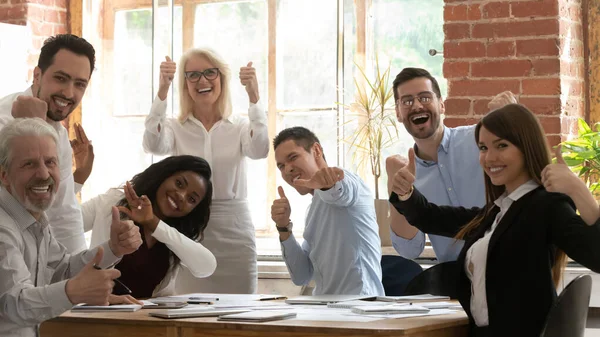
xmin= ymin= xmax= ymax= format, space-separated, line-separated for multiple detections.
xmin=413 ymin=126 xmax=453 ymax=167
xmin=493 ymin=179 xmax=540 ymax=213
xmin=183 ymin=113 xmax=232 ymax=128
xmin=0 ymin=187 xmax=49 ymax=232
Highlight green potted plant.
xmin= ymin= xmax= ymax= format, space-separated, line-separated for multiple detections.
xmin=560 ymin=118 xmax=600 ymax=198
xmin=344 ymin=56 xmax=399 ymax=245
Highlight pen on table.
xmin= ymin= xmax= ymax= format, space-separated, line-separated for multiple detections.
xmin=259 ymin=296 xmax=288 ymax=301
xmin=93 ymin=265 xmax=132 ymax=294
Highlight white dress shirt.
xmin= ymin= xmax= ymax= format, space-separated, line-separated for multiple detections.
xmin=142 ymin=96 xmax=269 ymax=200
xmin=465 ymin=180 xmax=539 ymax=326
xmin=81 ymin=188 xmax=217 ymax=296
xmin=0 ymin=188 xmax=120 ymax=337
xmin=0 ymin=88 xmax=87 ymax=254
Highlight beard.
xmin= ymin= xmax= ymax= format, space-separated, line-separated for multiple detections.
xmin=404 ymin=109 xmax=441 ymax=140
xmin=10 ymin=177 xmax=56 ymax=213
xmin=36 ymin=86 xmax=74 ymax=122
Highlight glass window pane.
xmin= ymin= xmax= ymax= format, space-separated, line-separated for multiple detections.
xmin=113 ymin=9 xmax=153 ymax=117
xmin=372 ymin=0 xmax=446 ymax=97
xmin=276 ymin=0 xmax=337 ymax=109
xmin=193 ymin=1 xmax=268 ymax=115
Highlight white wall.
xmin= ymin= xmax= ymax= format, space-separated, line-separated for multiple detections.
xmin=0 ymin=23 xmax=31 ymax=98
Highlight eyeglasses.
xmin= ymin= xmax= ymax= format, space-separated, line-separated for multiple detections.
xmin=397 ymin=91 xmax=436 ymax=109
xmin=184 ymin=68 xmax=220 ymax=83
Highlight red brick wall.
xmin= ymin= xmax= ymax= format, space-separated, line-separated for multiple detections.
xmin=0 ymin=0 xmax=68 ymax=81
xmin=443 ymin=0 xmax=585 ymax=147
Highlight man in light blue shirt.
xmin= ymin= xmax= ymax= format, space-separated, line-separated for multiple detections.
xmin=386 ymin=68 xmax=515 ymax=262
xmin=271 ymin=126 xmax=384 ymax=295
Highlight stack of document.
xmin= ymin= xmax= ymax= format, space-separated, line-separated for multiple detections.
xmin=375 ymin=294 xmax=450 ymax=302
xmin=71 ymin=304 xmax=142 ymax=312
xmin=351 ymin=304 xmax=430 ymax=315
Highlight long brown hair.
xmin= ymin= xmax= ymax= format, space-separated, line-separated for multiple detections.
xmin=454 ymin=104 xmax=567 ymax=286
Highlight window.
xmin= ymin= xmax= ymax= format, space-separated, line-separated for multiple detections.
xmin=82 ymin=0 xmax=445 ymax=256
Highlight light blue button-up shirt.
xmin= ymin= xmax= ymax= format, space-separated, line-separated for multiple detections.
xmin=390 ymin=125 xmax=485 ymax=262
xmin=281 ymin=169 xmax=385 ymax=295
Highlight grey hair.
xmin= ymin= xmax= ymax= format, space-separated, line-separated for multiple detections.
xmin=0 ymin=118 xmax=59 ymax=169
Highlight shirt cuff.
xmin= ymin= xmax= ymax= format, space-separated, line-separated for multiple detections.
xmin=50 ymin=280 xmax=75 ymax=311
xmin=74 ymin=182 xmax=83 ymax=194
xmin=150 ymin=220 xmax=169 ymax=241
xmin=97 ymin=241 xmax=121 ymax=268
xmin=280 ymin=232 xmax=296 ymax=247
xmin=248 ymin=100 xmax=266 ymax=123
xmin=314 ymin=181 xmax=344 ymax=202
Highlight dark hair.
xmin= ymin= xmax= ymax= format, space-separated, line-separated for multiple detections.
xmin=117 ymin=155 xmax=212 ymax=245
xmin=392 ymin=67 xmax=442 ymax=102
xmin=273 ymin=126 xmax=324 ymax=160
xmin=455 ymin=104 xmax=566 ymax=286
xmin=38 ymin=34 xmax=96 ymax=75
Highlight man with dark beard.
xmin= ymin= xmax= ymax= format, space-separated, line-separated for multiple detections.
xmin=385 ymin=67 xmax=516 ymax=263
xmin=0 ymin=34 xmax=96 ymax=253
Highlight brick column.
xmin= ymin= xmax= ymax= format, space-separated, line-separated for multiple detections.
xmin=0 ymin=0 xmax=68 ymax=82
xmin=443 ymin=0 xmax=585 ymax=147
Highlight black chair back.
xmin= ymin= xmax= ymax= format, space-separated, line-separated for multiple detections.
xmin=404 ymin=261 xmax=459 ymax=298
xmin=380 ymin=255 xmax=423 ymax=296
xmin=540 ymin=274 xmax=592 ymax=337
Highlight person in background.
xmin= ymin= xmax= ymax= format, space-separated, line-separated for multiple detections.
xmin=142 ymin=49 xmax=268 ymax=293
xmin=386 ymin=67 xmax=517 ymax=263
xmin=271 ymin=126 xmax=384 ymax=295
xmin=390 ymin=104 xmax=600 ymax=337
xmin=0 ymin=34 xmax=97 ymax=253
xmin=81 ymin=155 xmax=217 ymax=298
xmin=0 ymin=118 xmax=142 ymax=337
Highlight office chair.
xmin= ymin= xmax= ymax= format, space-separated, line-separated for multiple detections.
xmin=404 ymin=261 xmax=459 ymax=299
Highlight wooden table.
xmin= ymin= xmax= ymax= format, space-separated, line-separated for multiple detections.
xmin=40 ymin=308 xmax=469 ymax=337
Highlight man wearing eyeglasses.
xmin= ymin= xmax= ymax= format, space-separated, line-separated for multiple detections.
xmin=386 ymin=67 xmax=516 ymax=264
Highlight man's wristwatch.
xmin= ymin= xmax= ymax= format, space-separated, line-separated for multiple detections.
xmin=276 ymin=221 xmax=293 ymax=233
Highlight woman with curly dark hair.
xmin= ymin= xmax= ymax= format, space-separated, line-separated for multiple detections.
xmin=83 ymin=155 xmax=216 ymax=298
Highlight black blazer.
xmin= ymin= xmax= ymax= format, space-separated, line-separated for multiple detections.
xmin=390 ymin=186 xmax=600 ymax=337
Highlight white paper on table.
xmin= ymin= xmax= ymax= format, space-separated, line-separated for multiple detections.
xmin=290 ymin=307 xmax=381 ymax=322
xmin=347 ymin=308 xmax=457 ymax=319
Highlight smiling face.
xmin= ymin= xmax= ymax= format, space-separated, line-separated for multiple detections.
xmin=395 ymin=77 xmax=444 ymax=140
xmin=155 ymin=170 xmax=208 ymax=219
xmin=32 ymin=49 xmax=91 ymax=122
xmin=478 ymin=126 xmax=530 ymax=194
xmin=0 ymin=135 xmax=60 ymax=218
xmin=275 ymin=139 xmax=323 ymax=195
xmin=184 ymin=55 xmax=222 ymax=108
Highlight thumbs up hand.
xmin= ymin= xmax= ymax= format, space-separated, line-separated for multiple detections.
xmin=542 ymin=145 xmax=584 ymax=196
xmin=65 ymin=246 xmax=122 ymax=306
xmin=158 ymin=56 xmax=177 ymax=100
xmin=271 ymin=186 xmax=291 ymax=228
xmin=392 ymin=148 xmax=417 ymax=199
xmin=240 ymin=61 xmax=259 ymax=104
xmin=108 ymin=206 xmax=142 ymax=258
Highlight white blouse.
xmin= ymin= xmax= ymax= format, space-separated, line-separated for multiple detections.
xmin=81 ymin=188 xmax=217 ymax=297
xmin=142 ymin=96 xmax=269 ymax=200
xmin=465 ymin=180 xmax=539 ymax=326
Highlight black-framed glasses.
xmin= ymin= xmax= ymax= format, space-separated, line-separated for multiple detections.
xmin=184 ymin=68 xmax=220 ymax=83
xmin=397 ymin=91 xmax=436 ymax=109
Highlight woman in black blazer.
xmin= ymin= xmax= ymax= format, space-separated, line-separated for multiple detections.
xmin=389 ymin=104 xmax=600 ymax=337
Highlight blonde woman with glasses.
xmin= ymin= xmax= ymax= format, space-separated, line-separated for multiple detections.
xmin=143 ymin=49 xmax=268 ymax=294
